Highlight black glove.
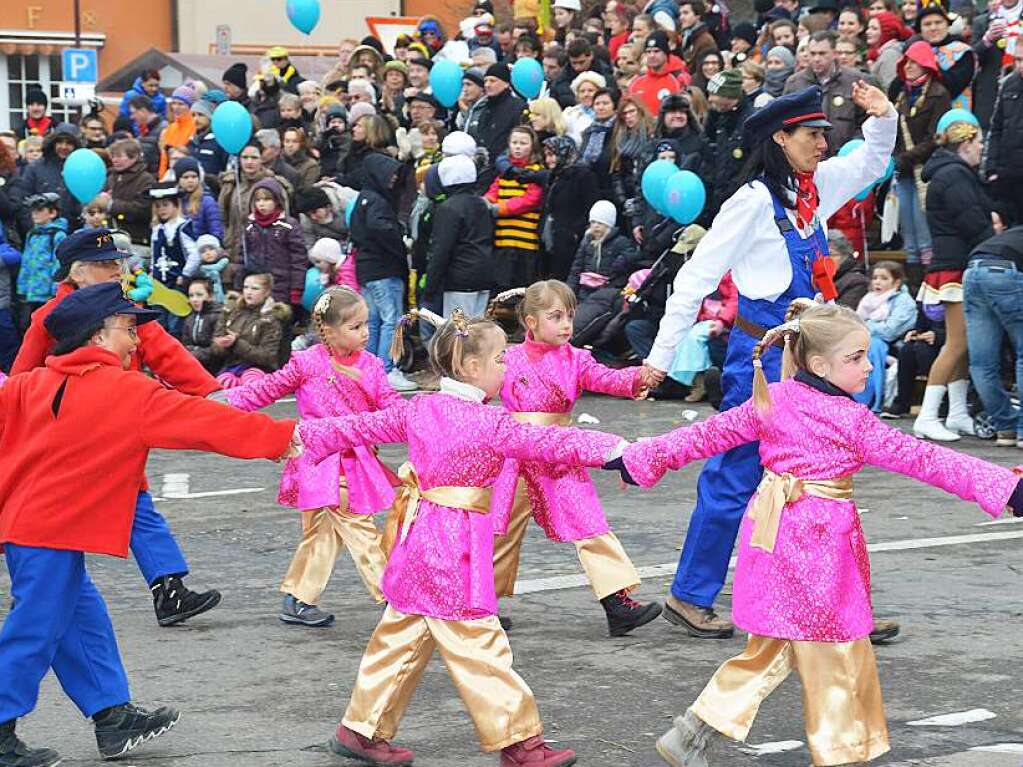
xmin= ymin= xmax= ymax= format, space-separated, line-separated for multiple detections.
xmin=1009 ymin=478 xmax=1023 ymax=517
xmin=603 ymin=456 xmax=637 ymax=486
xmin=503 ymin=166 xmax=522 ymax=180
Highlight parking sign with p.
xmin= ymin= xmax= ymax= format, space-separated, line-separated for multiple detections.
xmin=61 ymin=48 xmax=97 ymax=83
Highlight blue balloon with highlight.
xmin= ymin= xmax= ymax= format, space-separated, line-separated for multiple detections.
xmin=511 ymin=58 xmax=544 ymax=99
xmin=286 ymin=0 xmax=321 ymax=34
xmin=662 ymin=170 xmax=706 ymax=225
xmin=62 ymin=148 xmax=107 ymax=204
xmin=641 ymin=159 xmax=678 ymax=216
xmin=429 ymin=60 xmax=463 ymax=108
xmin=211 ymin=101 xmax=253 ymax=154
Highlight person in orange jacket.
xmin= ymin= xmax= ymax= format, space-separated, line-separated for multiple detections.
xmin=0 ymin=282 xmax=300 ymax=766
xmin=10 ymin=228 xmax=225 ymax=628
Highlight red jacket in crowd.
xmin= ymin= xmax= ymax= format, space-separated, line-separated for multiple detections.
xmin=10 ymin=282 xmax=219 ymax=396
xmin=0 ymin=347 xmax=295 ymax=558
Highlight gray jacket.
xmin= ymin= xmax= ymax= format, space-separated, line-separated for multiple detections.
xmin=784 ymin=64 xmax=872 ymax=157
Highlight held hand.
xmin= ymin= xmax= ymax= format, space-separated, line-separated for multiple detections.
xmin=603 ymin=455 xmax=638 ymax=486
xmin=851 ymin=80 xmax=891 ymax=118
xmin=918 ymin=330 xmax=936 ymax=345
xmin=992 ymin=212 xmax=1005 ymax=234
xmin=279 ymin=428 xmax=304 ymax=461
xmin=632 ymin=225 xmax=644 ymax=244
xmin=903 ymin=330 xmax=917 ymax=343
xmin=707 ymin=319 xmax=726 ymax=338
xmin=641 ymin=364 xmax=666 ymax=388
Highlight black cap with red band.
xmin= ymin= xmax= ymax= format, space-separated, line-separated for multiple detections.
xmin=742 ymin=85 xmax=833 ymax=148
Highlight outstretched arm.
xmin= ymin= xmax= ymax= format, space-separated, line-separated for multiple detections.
xmin=298 ymin=400 xmax=410 ymax=464
xmin=226 ymin=354 xmax=304 ymax=411
xmin=622 ymin=400 xmax=761 ymax=487
xmin=495 ymin=413 xmax=624 ymax=468
xmin=577 ymin=349 xmax=645 ymax=399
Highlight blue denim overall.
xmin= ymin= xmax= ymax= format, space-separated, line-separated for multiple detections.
xmin=670 ymin=191 xmax=829 ymax=607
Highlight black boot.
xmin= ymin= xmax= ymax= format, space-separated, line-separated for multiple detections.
xmin=600 ymin=590 xmax=662 ymax=637
xmin=0 ymin=720 xmax=61 ymax=767
xmin=93 ymin=703 xmax=180 ymax=759
xmin=704 ymin=366 xmax=723 ymax=411
xmin=150 ymin=575 xmax=221 ymax=627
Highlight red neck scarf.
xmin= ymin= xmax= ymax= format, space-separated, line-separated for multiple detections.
xmin=252 ymin=208 xmax=281 ymax=227
xmin=795 ymin=172 xmax=819 ymax=229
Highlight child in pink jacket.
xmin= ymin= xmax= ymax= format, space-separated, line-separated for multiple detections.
xmin=227 ymin=286 xmax=400 ymax=627
xmin=299 ymin=310 xmax=625 ymax=767
xmin=493 ymin=279 xmax=662 ymax=637
xmin=615 ymin=301 xmax=1023 ymax=767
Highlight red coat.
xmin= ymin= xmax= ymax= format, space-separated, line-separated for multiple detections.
xmin=0 ymin=347 xmax=296 ymax=557
xmin=10 ymin=283 xmax=220 ymax=397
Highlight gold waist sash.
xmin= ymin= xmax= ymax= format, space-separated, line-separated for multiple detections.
xmin=511 ymin=411 xmax=572 ymax=426
xmin=383 ymin=462 xmax=492 ymax=554
xmin=749 ymin=469 xmax=854 ymax=553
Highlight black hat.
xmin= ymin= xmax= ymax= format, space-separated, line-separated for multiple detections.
xmin=172 ymin=156 xmax=201 ymax=180
xmin=916 ymin=2 xmax=950 ymax=25
xmin=743 ymin=85 xmax=832 ymax=147
xmin=463 ymin=68 xmax=485 ymax=88
xmin=645 ymin=30 xmax=671 ymax=55
xmin=485 ymin=62 xmax=512 ymax=83
xmin=295 ymin=186 xmax=332 ymax=214
xmin=148 ymin=181 xmax=185 ymax=201
xmin=408 ymin=92 xmax=441 ymax=110
xmin=25 ymin=192 xmax=61 ymax=211
xmin=55 ymin=227 xmax=123 ymax=280
xmin=809 ymin=0 xmax=840 ymax=13
xmin=223 ymin=62 xmax=248 ymax=90
xmin=754 ymin=0 xmax=776 ymax=13
xmin=474 ymin=0 xmax=495 ymax=13
xmin=732 ymin=22 xmax=757 ymax=46
xmin=44 ymin=282 xmax=159 ymax=342
xmin=408 ymin=57 xmax=433 ymax=71
xmin=26 ymin=88 xmax=49 ymax=107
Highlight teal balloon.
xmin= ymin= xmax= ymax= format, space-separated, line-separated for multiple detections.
xmin=641 ymin=159 xmax=678 ymax=216
xmin=61 ymin=148 xmax=106 ymax=204
xmin=429 ymin=60 xmax=463 ymax=108
xmin=511 ymin=58 xmax=544 ymax=99
xmin=345 ymin=196 xmax=357 ymax=228
xmin=662 ymin=170 xmax=705 ymax=225
xmin=838 ymin=138 xmax=895 ymax=201
xmin=211 ymin=101 xmax=253 ymax=154
xmin=302 ymin=267 xmax=325 ymax=311
xmin=936 ymin=108 xmax=979 ymax=135
xmin=286 ymin=0 xmax=320 ymax=34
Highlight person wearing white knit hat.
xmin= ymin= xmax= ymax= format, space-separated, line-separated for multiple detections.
xmin=441 ymin=131 xmax=478 ymax=158
xmin=437 ymin=154 xmax=477 ymax=187
xmin=588 ymin=199 xmax=617 ymax=230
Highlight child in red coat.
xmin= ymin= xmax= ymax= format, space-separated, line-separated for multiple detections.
xmin=0 ymin=283 xmax=298 ymax=766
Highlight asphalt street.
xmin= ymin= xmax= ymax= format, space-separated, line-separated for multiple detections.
xmin=3 ymin=393 xmax=1023 ymax=767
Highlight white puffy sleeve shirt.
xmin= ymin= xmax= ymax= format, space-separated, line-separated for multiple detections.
xmin=646 ymin=107 xmax=898 ymax=372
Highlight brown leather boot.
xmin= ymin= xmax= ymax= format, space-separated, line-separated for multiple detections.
xmin=663 ymin=595 xmax=734 ymax=639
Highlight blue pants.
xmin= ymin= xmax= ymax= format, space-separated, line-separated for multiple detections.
xmin=896 ymin=174 xmax=932 ymax=262
xmin=0 ymin=545 xmax=131 ymax=721
xmin=364 ymin=277 xmax=405 ymax=374
xmin=131 ymin=491 xmax=188 ymax=586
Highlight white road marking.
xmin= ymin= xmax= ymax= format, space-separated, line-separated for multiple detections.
xmin=907 ymin=709 xmax=997 ymax=726
xmin=515 ymin=531 xmax=1023 ymax=594
xmin=969 ymin=744 xmax=1023 ymax=753
xmin=160 ymin=473 xmax=190 ymax=497
xmin=160 ymin=487 xmax=266 ymax=500
xmin=976 ymin=516 xmax=1023 ymax=527
xmin=743 ymin=740 xmax=804 ymax=755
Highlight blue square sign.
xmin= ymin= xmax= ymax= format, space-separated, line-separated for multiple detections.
xmin=62 ymin=48 xmax=97 ymax=82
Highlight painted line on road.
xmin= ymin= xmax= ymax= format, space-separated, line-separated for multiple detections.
xmin=908 ymin=709 xmax=996 ymax=726
xmin=515 ymin=530 xmax=1023 ymax=595
xmin=743 ymin=740 xmax=804 ymax=755
xmin=970 ymin=744 xmax=1023 ymax=753
xmin=976 ymin=515 xmax=1023 ymax=527
xmin=161 ymin=487 xmax=266 ymax=500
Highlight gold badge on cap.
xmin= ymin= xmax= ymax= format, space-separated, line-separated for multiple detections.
xmin=732 ymin=147 xmax=743 ymax=160
xmin=833 ymin=95 xmax=845 ymax=107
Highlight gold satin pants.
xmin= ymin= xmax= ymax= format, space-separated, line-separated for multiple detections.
xmin=342 ymin=605 xmax=543 ymax=751
xmin=280 ymin=503 xmax=387 ymax=605
xmin=492 ymin=480 xmax=640 ymax=600
xmin=693 ymin=634 xmax=890 ymax=766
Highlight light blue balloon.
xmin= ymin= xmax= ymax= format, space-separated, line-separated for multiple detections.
xmin=286 ymin=0 xmax=321 ymax=34
xmin=511 ymin=58 xmax=544 ymax=99
xmin=838 ymin=138 xmax=895 ymax=201
xmin=641 ymin=159 xmax=678 ymax=216
xmin=211 ymin=101 xmax=253 ymax=155
xmin=345 ymin=196 xmax=358 ymax=228
xmin=936 ymin=108 xmax=979 ymax=135
xmin=662 ymin=170 xmax=706 ymax=225
xmin=61 ymin=148 xmax=106 ymax=204
xmin=836 ymin=138 xmax=864 ymax=157
xmin=302 ymin=267 xmax=324 ymax=311
xmin=429 ymin=60 xmax=463 ymax=108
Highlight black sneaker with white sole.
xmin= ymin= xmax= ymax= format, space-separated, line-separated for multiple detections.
xmin=93 ymin=703 xmax=179 ymax=760
xmin=0 ymin=720 xmax=61 ymax=767
xmin=150 ymin=576 xmax=221 ymax=627
xmin=279 ymin=594 xmax=335 ymax=627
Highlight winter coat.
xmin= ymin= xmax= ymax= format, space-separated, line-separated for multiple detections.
xmin=185 ymin=192 xmax=225 ymax=241
xmin=318 ymin=128 xmax=353 ymax=179
xmin=284 ymin=149 xmax=321 ymax=189
xmin=0 ymin=346 xmax=293 ymax=558
xmin=888 ymin=77 xmax=951 ymax=175
xmin=860 ymin=284 xmax=918 ymax=343
xmin=566 ymin=229 xmax=639 ymax=295
xmin=218 ymin=168 xmax=294 ymax=260
xmin=188 ymin=129 xmax=230 ymax=179
xmin=783 ymin=64 xmax=867 ymax=156
xmin=629 ymin=68 xmax=685 ymax=118
xmin=16 ymin=218 xmax=67 ymax=303
xmin=179 ymin=300 xmax=222 ymax=372
xmin=986 ymin=71 xmax=1023 ymax=183
xmin=135 ymin=116 xmax=167 ymax=174
xmin=704 ymin=98 xmax=756 ymax=217
xmin=106 ymin=157 xmax=156 ymax=244
xmin=923 ymin=148 xmax=996 ymax=272
xmin=466 ymin=88 xmax=528 ymax=168
xmin=336 ymin=142 xmax=384 ymax=191
xmin=158 ymin=113 xmax=196 ymax=177
xmin=542 ymin=164 xmax=601 ymax=280
xmin=424 ymin=184 xmax=494 ymax=298
xmin=0 ymin=228 xmax=18 ymax=312
xmin=239 ymin=178 xmax=307 ymax=304
xmin=118 ymin=77 xmax=168 ymax=121
xmin=550 ymin=60 xmax=617 ymax=109
xmin=211 ymin=294 xmax=292 ymax=372
xmin=681 ymin=23 xmax=719 ymax=73
xmin=16 ymin=127 xmax=83 ymax=232
xmin=834 ymin=256 xmax=870 ymax=310
xmin=350 ymin=154 xmax=408 ymax=286
xmin=970 ymin=225 xmax=1023 ymax=269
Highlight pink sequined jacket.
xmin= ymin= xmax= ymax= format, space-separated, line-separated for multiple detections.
xmin=493 ymin=335 xmax=643 ymax=541
xmin=226 ymin=344 xmax=401 ymax=514
xmin=623 ymin=377 xmax=1018 ymax=642
xmin=299 ymin=389 xmax=622 ymax=621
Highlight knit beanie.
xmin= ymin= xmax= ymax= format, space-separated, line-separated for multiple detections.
xmin=173 ymin=156 xmax=202 ymax=180
xmin=442 ymin=131 xmax=477 ymax=158
xmin=26 ymin=88 xmax=48 ymax=107
xmin=438 ymin=155 xmax=477 ymax=186
xmin=191 ymin=100 xmax=214 ymax=119
xmin=223 ymin=63 xmax=248 ymax=90
xmin=171 ymin=85 xmax=197 ymax=107
xmin=589 ymin=200 xmax=617 ymax=229
xmin=195 ymin=234 xmax=221 ymax=253
xmin=766 ymin=46 xmax=796 ymax=68
xmin=296 ymin=186 xmax=332 ymax=214
xmin=707 ymin=69 xmax=744 ymax=100
xmin=485 ymin=62 xmax=512 ymax=84
xmin=732 ymin=22 xmax=757 ymax=47
xmin=310 ymin=238 xmax=343 ymax=264
xmin=348 ymin=101 xmax=377 ymax=126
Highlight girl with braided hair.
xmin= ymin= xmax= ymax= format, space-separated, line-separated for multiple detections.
xmin=611 ymin=300 xmax=1023 ymax=767
xmin=224 ymin=286 xmax=402 ymax=627
xmin=299 ymin=308 xmax=628 ymax=767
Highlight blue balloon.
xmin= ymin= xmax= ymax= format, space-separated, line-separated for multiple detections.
xmin=511 ymin=58 xmax=544 ymax=99
xmin=302 ymin=267 xmax=324 ymax=311
xmin=211 ymin=101 xmax=253 ymax=155
xmin=641 ymin=159 xmax=678 ymax=216
xmin=936 ymin=108 xmax=979 ymax=135
xmin=836 ymin=138 xmax=863 ymax=158
xmin=838 ymin=138 xmax=896 ymax=201
xmin=662 ymin=170 xmax=706 ymax=226
xmin=429 ymin=60 xmax=463 ymax=108
xmin=61 ymin=148 xmax=106 ymax=204
xmin=286 ymin=0 xmax=320 ymax=34
xmin=345 ymin=196 xmax=358 ymax=228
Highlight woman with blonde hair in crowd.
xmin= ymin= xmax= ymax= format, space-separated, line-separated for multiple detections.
xmin=564 ymin=71 xmax=607 ymax=145
xmin=528 ymin=97 xmax=568 ymax=144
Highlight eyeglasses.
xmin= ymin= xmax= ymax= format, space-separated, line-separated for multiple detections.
xmin=103 ymin=323 xmax=138 ymax=339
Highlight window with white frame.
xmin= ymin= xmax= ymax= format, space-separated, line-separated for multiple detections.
xmin=1 ymin=54 xmax=75 ymax=132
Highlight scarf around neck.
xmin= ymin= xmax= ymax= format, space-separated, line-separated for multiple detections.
xmin=794 ymin=171 xmax=819 ymax=229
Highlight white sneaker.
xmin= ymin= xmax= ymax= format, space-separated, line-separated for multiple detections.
xmin=387 ymin=369 xmax=419 ymax=392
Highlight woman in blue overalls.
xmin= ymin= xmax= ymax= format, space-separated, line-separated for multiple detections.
xmin=640 ymin=83 xmax=899 ymax=640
